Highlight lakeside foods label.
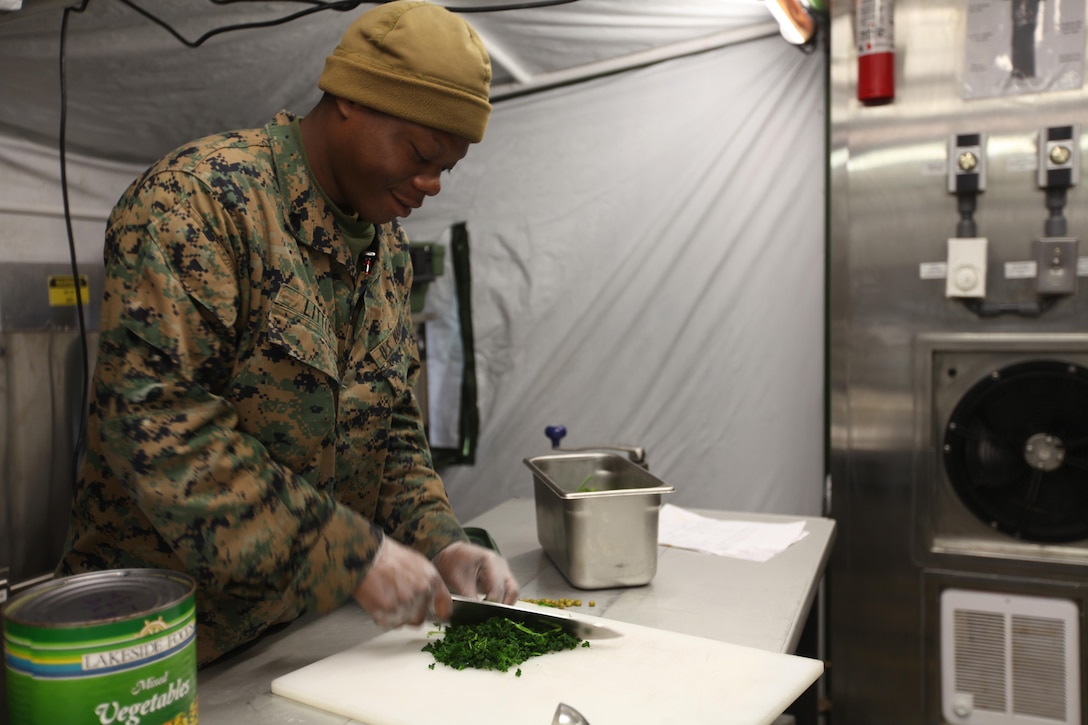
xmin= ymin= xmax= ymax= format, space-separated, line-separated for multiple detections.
xmin=3 ymin=570 xmax=199 ymax=724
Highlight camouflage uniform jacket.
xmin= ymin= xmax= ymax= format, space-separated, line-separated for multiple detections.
xmin=57 ymin=111 xmax=468 ymax=665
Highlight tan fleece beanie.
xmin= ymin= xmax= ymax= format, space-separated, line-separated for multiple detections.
xmin=318 ymin=1 xmax=492 ymax=143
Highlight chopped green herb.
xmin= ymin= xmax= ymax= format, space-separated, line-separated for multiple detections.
xmin=422 ymin=617 xmax=584 ymax=674
xmin=577 ymin=474 xmax=596 ymax=492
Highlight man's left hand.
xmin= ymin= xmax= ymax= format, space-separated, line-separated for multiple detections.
xmin=431 ymin=541 xmax=519 ymax=604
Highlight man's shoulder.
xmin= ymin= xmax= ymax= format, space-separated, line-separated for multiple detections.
xmin=117 ymin=123 xmax=283 ymax=214
xmin=156 ymin=126 xmax=274 ymax=179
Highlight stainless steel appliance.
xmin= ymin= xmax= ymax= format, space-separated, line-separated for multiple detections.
xmin=830 ymin=2 xmax=1088 ymax=723
xmin=0 ymin=262 xmax=101 ymax=597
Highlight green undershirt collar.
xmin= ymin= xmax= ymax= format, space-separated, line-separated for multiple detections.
xmin=287 ymin=118 xmax=376 ymax=263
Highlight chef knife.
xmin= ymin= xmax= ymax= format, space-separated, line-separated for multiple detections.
xmin=448 ymin=595 xmax=623 ymax=640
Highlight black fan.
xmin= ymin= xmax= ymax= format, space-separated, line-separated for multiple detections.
xmin=943 ymin=359 xmax=1088 ymax=542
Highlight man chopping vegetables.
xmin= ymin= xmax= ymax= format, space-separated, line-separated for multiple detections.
xmin=56 ymin=0 xmax=518 ymax=666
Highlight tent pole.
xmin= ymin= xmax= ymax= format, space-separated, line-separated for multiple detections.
xmin=490 ymin=21 xmax=780 ymax=101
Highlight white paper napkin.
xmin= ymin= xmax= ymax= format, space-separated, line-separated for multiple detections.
xmin=658 ymin=504 xmax=809 ymax=562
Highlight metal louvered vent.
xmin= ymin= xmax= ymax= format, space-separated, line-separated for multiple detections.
xmin=1012 ymin=615 xmax=1069 ymax=719
xmin=953 ymin=610 xmax=1007 ymax=711
xmin=941 ymin=589 xmax=1080 ymax=724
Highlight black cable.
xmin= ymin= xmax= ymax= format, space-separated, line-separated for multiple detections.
xmin=956 ymin=192 xmax=978 ymax=238
xmin=951 ymin=186 xmax=1067 ymax=319
xmin=1044 ymin=186 xmax=1068 ymax=237
xmin=112 ymin=0 xmax=580 ymax=48
xmin=960 ymin=296 xmax=1060 ymax=318
xmin=113 ymin=0 xmax=363 ymax=47
xmin=422 ymin=0 xmax=580 ymax=11
xmin=205 ymin=0 xmax=579 ymax=11
xmin=59 ymin=0 xmax=92 ymax=496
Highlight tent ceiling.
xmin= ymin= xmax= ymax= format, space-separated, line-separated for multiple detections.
xmin=0 ymin=0 xmax=779 ymax=163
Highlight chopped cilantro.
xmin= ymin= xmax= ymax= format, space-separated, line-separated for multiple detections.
xmin=422 ymin=617 xmax=584 ymax=674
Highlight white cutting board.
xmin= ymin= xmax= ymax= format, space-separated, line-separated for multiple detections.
xmin=271 ymin=613 xmax=823 ymax=725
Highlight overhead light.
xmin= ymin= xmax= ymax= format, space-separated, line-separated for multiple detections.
xmin=764 ymin=0 xmax=816 ymax=46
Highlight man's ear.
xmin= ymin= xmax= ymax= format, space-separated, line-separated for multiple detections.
xmin=333 ymin=96 xmax=357 ymax=120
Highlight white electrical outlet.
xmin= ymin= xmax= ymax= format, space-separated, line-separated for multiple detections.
xmin=946 ymin=237 xmax=987 ymax=298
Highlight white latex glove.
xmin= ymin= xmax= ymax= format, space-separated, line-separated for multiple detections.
xmin=352 ymin=536 xmax=452 ymax=627
xmin=431 ymin=541 xmax=520 ymax=605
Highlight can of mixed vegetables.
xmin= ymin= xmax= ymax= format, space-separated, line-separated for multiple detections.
xmin=3 ymin=568 xmax=198 ymax=725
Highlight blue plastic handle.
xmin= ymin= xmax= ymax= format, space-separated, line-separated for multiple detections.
xmin=545 ymin=425 xmax=567 ymax=448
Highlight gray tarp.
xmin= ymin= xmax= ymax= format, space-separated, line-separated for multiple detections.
xmin=0 ymin=1 xmax=825 ymax=526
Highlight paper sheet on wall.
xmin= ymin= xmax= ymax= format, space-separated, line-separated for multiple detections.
xmin=657 ymin=504 xmax=809 ymax=562
xmin=963 ymin=0 xmax=1085 ymax=99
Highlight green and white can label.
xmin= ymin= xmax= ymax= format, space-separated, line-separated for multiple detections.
xmin=3 ymin=569 xmax=198 ymax=725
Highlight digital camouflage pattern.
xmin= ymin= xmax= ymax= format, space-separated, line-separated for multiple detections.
xmin=57 ymin=111 xmax=468 ymax=666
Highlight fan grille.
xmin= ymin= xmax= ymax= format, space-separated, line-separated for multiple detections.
xmin=943 ymin=360 xmax=1088 ymax=542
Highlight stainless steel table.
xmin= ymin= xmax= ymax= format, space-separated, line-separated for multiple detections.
xmin=196 ymin=498 xmax=835 ymax=724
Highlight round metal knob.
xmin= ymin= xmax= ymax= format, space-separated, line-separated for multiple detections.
xmin=1049 ymin=144 xmax=1072 ymax=165
xmin=545 ymin=425 xmax=568 ymax=448
xmin=958 ymin=151 xmax=978 ymax=171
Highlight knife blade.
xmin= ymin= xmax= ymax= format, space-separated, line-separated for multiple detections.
xmin=448 ymin=595 xmax=623 ymax=640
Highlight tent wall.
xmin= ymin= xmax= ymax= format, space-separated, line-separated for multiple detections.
xmin=404 ymin=37 xmax=826 ymax=521
xmin=0 ymin=26 xmax=826 ymax=585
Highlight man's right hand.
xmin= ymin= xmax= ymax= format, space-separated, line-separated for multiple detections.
xmin=352 ymin=536 xmax=453 ymax=628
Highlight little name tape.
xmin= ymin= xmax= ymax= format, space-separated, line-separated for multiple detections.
xmin=921 ymin=258 xmax=1088 ymax=279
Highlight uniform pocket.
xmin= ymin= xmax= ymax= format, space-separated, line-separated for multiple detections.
xmin=268 ymin=284 xmax=340 ymax=382
xmin=367 ymin=312 xmax=418 ymax=393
